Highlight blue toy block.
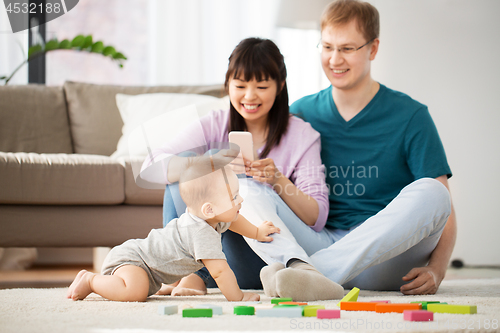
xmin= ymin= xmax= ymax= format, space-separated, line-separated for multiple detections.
xmin=256 ymin=307 xmax=303 ymax=318
xmin=158 ymin=305 xmax=178 ymax=315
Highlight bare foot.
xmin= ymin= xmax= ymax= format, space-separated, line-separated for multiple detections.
xmin=67 ymin=270 xmax=95 ymax=301
xmin=170 ymin=274 xmax=207 ymax=296
xmin=155 ymin=282 xmax=179 ymax=296
xmin=171 ymin=287 xmax=207 ymax=296
xmin=67 ymin=269 xmax=87 ymax=299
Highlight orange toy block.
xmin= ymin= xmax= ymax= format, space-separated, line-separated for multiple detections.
xmin=340 ymin=302 xmax=381 ymax=312
xmin=376 ymin=303 xmax=421 ymax=313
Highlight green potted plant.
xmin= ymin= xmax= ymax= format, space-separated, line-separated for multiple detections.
xmin=1 ymin=34 xmax=127 ymax=85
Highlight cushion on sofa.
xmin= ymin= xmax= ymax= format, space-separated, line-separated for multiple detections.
xmin=112 ymin=93 xmax=230 ymax=158
xmin=119 ymin=156 xmax=164 ymax=205
xmin=0 ymin=152 xmax=124 ymax=205
xmin=63 ymin=81 xmax=225 ymax=156
xmin=0 ymin=85 xmax=73 ymax=154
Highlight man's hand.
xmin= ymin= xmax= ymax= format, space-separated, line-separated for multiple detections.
xmin=400 ymin=265 xmax=445 ymax=295
xmin=256 ymin=221 xmax=280 ymax=242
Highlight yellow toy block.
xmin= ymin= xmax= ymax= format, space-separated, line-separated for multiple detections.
xmin=337 ymin=287 xmax=360 ymax=307
xmin=303 ymin=305 xmax=325 ymax=317
xmin=427 ymin=304 xmax=477 ymax=314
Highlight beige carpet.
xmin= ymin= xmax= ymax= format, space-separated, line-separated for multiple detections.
xmin=1 ymin=278 xmax=499 ymax=333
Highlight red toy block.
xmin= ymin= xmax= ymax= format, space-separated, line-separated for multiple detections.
xmin=376 ymin=303 xmax=421 ymax=313
xmin=404 ymin=310 xmax=434 ymax=322
xmin=317 ymin=309 xmax=341 ymax=319
xmin=340 ymin=302 xmax=380 ymax=311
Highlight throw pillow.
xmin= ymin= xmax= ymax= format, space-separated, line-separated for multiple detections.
xmin=111 ymin=93 xmax=230 ymax=158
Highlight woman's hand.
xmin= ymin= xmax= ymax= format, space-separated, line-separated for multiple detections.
xmin=256 ymin=221 xmax=280 ymax=242
xmin=245 ymin=158 xmax=282 ymax=185
xmin=400 ymin=265 xmax=445 ymax=295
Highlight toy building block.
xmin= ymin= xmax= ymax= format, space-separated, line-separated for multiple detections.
xmin=427 ymin=304 xmax=477 ymax=314
xmin=256 ymin=307 xmax=303 ymax=318
xmin=158 ymin=305 xmax=178 ymax=315
xmin=404 ymin=310 xmax=434 ymax=322
xmin=303 ymin=305 xmax=326 ymax=317
xmin=410 ymin=301 xmax=441 ymax=310
xmin=317 ymin=309 xmax=341 ymax=319
xmin=253 ymin=303 xmax=276 ymax=310
xmin=271 ymin=297 xmax=293 ymax=304
xmin=370 ymin=300 xmax=391 ymax=303
xmin=233 ymin=306 xmax=255 ymax=316
xmin=196 ymin=304 xmax=223 ymax=315
xmin=337 ymin=287 xmax=360 ymax=307
xmin=278 ymin=301 xmax=308 ymax=306
xmin=340 ymin=302 xmax=380 ymax=312
xmin=182 ymin=308 xmax=213 ymax=318
xmin=375 ymin=303 xmax=421 ymax=313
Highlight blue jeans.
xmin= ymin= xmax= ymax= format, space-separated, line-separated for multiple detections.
xmin=163 ymin=183 xmax=265 ymax=289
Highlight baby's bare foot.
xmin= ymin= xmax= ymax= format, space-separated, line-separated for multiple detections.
xmin=67 ymin=269 xmax=88 ymax=299
xmin=155 ymin=283 xmax=176 ymax=296
xmin=171 ymin=287 xmax=206 ymax=296
xmin=69 ymin=270 xmax=95 ymax=301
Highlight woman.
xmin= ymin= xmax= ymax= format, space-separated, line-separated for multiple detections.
xmin=140 ymin=37 xmax=343 ymax=301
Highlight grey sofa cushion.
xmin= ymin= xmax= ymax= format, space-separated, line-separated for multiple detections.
xmin=64 ymin=81 xmax=225 ymax=156
xmin=0 ymin=85 xmax=73 ymax=154
xmin=0 ymin=152 xmax=124 ymax=205
xmin=119 ymin=156 xmax=164 ymax=205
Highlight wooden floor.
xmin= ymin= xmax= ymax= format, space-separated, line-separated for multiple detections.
xmin=0 ymin=265 xmax=95 ymax=289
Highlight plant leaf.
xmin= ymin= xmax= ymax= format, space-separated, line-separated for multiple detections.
xmin=102 ymin=46 xmax=116 ymax=57
xmin=71 ymin=35 xmax=85 ymax=47
xmin=91 ymin=41 xmax=104 ymax=53
xmin=28 ymin=44 xmax=43 ymax=58
xmin=44 ymin=39 xmax=59 ymax=51
xmin=58 ymin=39 xmax=71 ymax=49
xmin=0 ymin=76 xmax=7 ymax=80
xmin=81 ymin=35 xmax=93 ymax=49
xmin=113 ymin=52 xmax=127 ymax=60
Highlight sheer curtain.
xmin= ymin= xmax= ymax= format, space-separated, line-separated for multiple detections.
xmin=147 ymin=0 xmax=328 ymax=103
xmin=0 ymin=8 xmax=28 ymax=85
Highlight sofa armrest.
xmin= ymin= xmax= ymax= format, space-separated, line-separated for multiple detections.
xmin=0 ymin=152 xmax=124 ymax=205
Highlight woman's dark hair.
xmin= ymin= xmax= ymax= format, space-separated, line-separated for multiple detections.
xmin=224 ymin=37 xmax=289 ymax=159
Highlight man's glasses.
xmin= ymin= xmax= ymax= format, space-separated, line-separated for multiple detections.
xmin=317 ymin=38 xmax=375 ymax=55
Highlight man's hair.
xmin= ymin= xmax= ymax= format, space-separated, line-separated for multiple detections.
xmin=321 ymin=0 xmax=380 ymax=42
xmin=178 ymin=156 xmax=230 ymax=212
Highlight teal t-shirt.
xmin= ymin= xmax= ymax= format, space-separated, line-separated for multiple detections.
xmin=290 ymin=84 xmax=452 ymax=230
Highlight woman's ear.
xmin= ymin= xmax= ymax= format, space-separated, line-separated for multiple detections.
xmin=201 ymin=202 xmax=216 ymax=219
xmin=278 ymin=80 xmax=285 ymax=94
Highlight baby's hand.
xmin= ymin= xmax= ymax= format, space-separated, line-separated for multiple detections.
xmin=256 ymin=221 xmax=280 ymax=242
xmin=241 ymin=292 xmax=260 ymax=302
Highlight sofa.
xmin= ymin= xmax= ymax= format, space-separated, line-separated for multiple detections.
xmin=0 ymin=81 xmax=226 ymax=248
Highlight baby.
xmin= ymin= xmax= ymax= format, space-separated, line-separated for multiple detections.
xmin=67 ymin=155 xmax=280 ymax=302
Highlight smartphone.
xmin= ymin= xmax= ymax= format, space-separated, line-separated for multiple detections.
xmin=228 ymin=131 xmax=254 ymax=162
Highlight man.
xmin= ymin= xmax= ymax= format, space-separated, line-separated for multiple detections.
xmin=290 ymin=0 xmax=456 ymax=295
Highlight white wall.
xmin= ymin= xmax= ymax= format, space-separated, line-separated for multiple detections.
xmin=367 ymin=0 xmax=500 ymax=265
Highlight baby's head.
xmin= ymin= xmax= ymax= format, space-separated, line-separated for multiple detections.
xmin=178 ymin=156 xmax=243 ymax=223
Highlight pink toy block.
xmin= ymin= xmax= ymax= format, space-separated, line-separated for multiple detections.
xmin=317 ymin=309 xmax=340 ymax=319
xmin=404 ymin=310 xmax=434 ymax=322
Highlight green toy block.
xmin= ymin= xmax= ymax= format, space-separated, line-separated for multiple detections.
xmin=411 ymin=301 xmax=445 ymax=310
xmin=303 ymin=305 xmax=326 ymax=317
xmin=182 ymin=308 xmax=213 ymax=317
xmin=234 ymin=306 xmax=255 ymax=315
xmin=337 ymin=287 xmax=360 ymax=307
xmin=271 ymin=297 xmax=293 ymax=304
xmin=427 ymin=304 xmax=477 ymax=314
